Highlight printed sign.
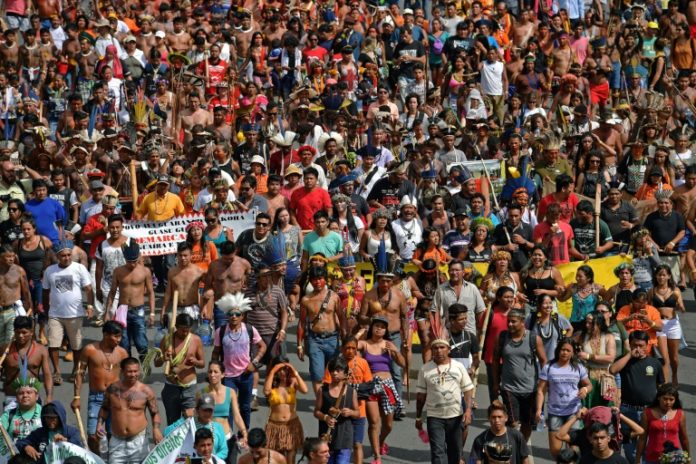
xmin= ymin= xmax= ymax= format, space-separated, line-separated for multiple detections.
xmin=45 ymin=441 xmax=105 ymax=464
xmin=141 ymin=418 xmax=196 ymax=464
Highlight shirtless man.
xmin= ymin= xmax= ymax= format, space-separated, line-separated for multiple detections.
xmin=234 ymin=12 xmax=255 ymax=62
xmin=0 ymin=30 xmax=20 ymax=69
xmin=19 ymin=31 xmax=44 ymax=86
xmin=162 ymin=242 xmax=206 ymax=325
xmin=180 ymin=93 xmax=213 ymax=144
xmin=106 ymin=242 xmax=155 ymax=360
xmin=238 ymin=428 xmax=287 ymax=464
xmin=1 ymin=316 xmax=52 ymax=409
xmin=37 ymin=0 xmax=61 ymax=22
xmin=297 ymin=266 xmax=344 ymax=395
xmin=592 ymin=115 xmax=623 ymax=169
xmin=511 ymin=9 xmax=536 ymax=48
xmin=263 ymin=175 xmax=290 ymax=220
xmin=72 ymin=321 xmax=128 ymax=454
xmin=358 ymin=270 xmax=409 ymax=407
xmin=154 ymin=313 xmax=205 ymax=425
xmin=136 ymin=17 xmax=158 ymax=57
xmin=166 ymin=17 xmax=192 ymax=54
xmin=549 ymin=32 xmax=577 ymax=82
xmin=204 ymin=241 xmax=251 ymax=329
xmin=98 ymin=358 xmax=163 ymax=464
xmin=0 ymin=245 xmax=32 ymax=345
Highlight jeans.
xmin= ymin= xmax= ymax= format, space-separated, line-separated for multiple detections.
xmin=329 ymin=449 xmax=352 ymax=464
xmin=307 ymin=332 xmax=339 ymax=381
xmin=213 ymin=305 xmax=228 ymax=331
xmin=389 ymin=331 xmax=403 ymax=403
xmin=427 ymin=415 xmax=463 ymax=464
xmin=224 ymin=373 xmax=254 ymax=430
xmin=151 ymin=253 xmax=175 ymax=289
xmin=120 ymin=307 xmax=148 ymax=359
xmin=29 ymin=278 xmax=45 ymax=322
xmin=87 ymin=391 xmax=106 ymax=435
xmin=621 ymin=405 xmax=644 ymax=462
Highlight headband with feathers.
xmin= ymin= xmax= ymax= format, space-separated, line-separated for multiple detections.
xmin=216 ymin=293 xmax=252 ymax=313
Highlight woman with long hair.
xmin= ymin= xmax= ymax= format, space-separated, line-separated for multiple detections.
xmin=527 ymin=294 xmax=573 ymax=361
xmin=480 ymin=250 xmax=522 ymax=304
xmin=264 ymin=356 xmax=309 ymax=464
xmin=636 ymin=384 xmax=690 ymax=464
xmin=314 ymin=355 xmax=359 ymax=464
xmin=179 ymin=169 xmax=204 ymax=214
xmin=481 ymin=287 xmax=516 ymax=403
xmin=358 ymin=315 xmax=405 ymax=464
xmin=605 ymin=263 xmax=637 ymax=312
xmin=358 ymin=209 xmax=397 ymax=261
xmin=203 ymin=207 xmax=234 ymax=255
xmin=573 ymin=311 xmax=616 ymax=407
xmin=535 ymin=337 xmax=592 ymax=457
xmin=560 ymin=265 xmax=605 ymax=332
xmin=428 ymin=18 xmax=449 ymax=87
xmin=466 ymin=217 xmax=495 ymax=263
xmin=411 ymin=228 xmax=451 ymax=270
xmin=575 ymin=150 xmax=611 ymax=198
xmin=331 ymin=193 xmax=364 ymax=255
xmin=17 ymin=216 xmax=53 ymax=347
xmin=185 ymin=220 xmax=218 ymax=273
xmin=630 ymin=228 xmax=662 ymax=291
xmin=671 ymin=24 xmax=696 ymax=71
xmin=198 ymin=361 xmax=248 ymax=447
xmin=520 ymin=246 xmax=565 ymax=311
xmin=647 ymin=264 xmax=685 ymax=386
xmin=245 ymin=31 xmax=269 ymax=86
xmin=442 ymin=55 xmax=467 ymax=109
xmin=273 ymin=207 xmax=303 ymax=308
xmin=646 ymin=148 xmax=676 ymax=187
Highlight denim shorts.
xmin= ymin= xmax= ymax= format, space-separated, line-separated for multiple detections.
xmin=87 ymin=391 xmax=106 ymax=435
xmin=547 ymin=413 xmax=583 ymax=432
xmin=352 ymin=417 xmax=367 ymax=444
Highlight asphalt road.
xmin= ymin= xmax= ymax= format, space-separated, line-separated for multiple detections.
xmin=41 ymin=292 xmax=696 ymax=463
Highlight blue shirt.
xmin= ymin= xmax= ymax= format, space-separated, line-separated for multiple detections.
xmin=302 ymin=231 xmax=344 ymax=258
xmin=25 ymin=198 xmax=66 ymax=245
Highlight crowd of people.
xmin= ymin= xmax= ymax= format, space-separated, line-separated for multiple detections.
xmin=0 ymin=0 xmax=695 ymax=463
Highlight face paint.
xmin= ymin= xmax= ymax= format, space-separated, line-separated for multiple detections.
xmin=310 ymin=278 xmax=327 ymax=290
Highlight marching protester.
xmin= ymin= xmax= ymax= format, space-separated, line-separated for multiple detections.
xmin=4 ymin=1 xmax=696 ymax=464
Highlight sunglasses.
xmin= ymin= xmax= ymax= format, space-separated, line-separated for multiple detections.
xmin=8 ymin=208 xmax=18 ymax=212
xmin=205 ymin=217 xmax=217 ymax=223
xmin=256 ymin=222 xmax=270 ymax=227
xmin=228 ymin=312 xmax=243 ymax=317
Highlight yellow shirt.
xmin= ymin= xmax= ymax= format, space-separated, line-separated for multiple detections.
xmin=136 ymin=191 xmax=185 ymax=221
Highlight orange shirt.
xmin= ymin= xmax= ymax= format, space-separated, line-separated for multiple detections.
xmin=616 ymin=304 xmax=662 ymax=350
xmin=191 ymin=241 xmax=218 ymax=272
xmin=323 ymin=356 xmax=372 ymax=417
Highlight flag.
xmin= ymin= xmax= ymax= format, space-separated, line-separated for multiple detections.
xmin=141 ymin=418 xmax=197 ymax=464
xmin=45 ymin=441 xmax=105 ymax=464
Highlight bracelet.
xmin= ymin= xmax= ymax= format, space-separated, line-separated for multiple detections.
xmin=279 ymin=329 xmax=286 ymax=334
xmin=415 ymin=416 xmax=422 ymax=421
xmin=73 ymin=396 xmax=80 ymax=399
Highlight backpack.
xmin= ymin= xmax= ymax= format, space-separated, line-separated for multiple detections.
xmin=216 ymin=322 xmax=255 ymax=365
xmin=498 ymin=329 xmax=539 ymax=380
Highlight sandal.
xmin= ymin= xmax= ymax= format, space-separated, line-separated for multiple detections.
xmin=53 ymin=374 xmax=63 ymax=386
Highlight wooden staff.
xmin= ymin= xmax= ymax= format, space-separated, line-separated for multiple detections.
xmin=480 ymin=159 xmax=511 ymax=245
xmin=163 ymin=290 xmax=179 ymax=377
xmin=130 ymin=159 xmax=139 ymax=213
xmin=72 ymin=405 xmax=88 ymax=447
xmin=0 ymin=336 xmax=14 ymax=367
xmin=471 ymin=304 xmax=492 ymax=396
xmin=0 ymin=422 xmax=17 ymax=456
xmin=595 ymin=184 xmax=602 ymax=253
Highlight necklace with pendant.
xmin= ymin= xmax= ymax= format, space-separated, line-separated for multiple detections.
xmin=435 ymin=361 xmax=451 ymax=386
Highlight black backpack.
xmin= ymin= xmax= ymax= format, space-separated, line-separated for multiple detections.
xmin=216 ymin=322 xmax=255 ymax=364
xmin=498 ymin=329 xmax=539 ymax=379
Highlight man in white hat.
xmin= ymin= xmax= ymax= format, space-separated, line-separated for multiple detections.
xmin=391 ymin=195 xmax=423 ymax=260
xmin=415 ymin=338 xmax=474 ymax=464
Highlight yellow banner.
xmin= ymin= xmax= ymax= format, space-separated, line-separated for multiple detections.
xmin=330 ymin=255 xmax=632 ymax=319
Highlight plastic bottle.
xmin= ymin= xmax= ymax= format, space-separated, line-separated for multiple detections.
xmin=536 ymin=412 xmax=545 ymax=432
xmin=199 ymin=320 xmax=213 ymax=346
xmin=99 ymin=435 xmax=109 ymax=460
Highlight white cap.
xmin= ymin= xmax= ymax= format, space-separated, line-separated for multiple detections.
xmin=403 ymin=8 xmax=414 ymax=15
xmin=155 ymin=30 xmax=166 ymax=39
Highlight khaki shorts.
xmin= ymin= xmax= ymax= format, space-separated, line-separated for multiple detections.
xmin=47 ymin=317 xmax=84 ymax=350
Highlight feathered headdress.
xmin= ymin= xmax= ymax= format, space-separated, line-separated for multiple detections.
xmin=264 ymin=231 xmax=287 ymax=267
xmin=654 ymin=183 xmax=674 ymax=202
xmin=373 ymin=236 xmax=395 ymax=278
xmin=216 ymin=292 xmax=253 ymax=313
xmin=11 ymin=353 xmax=42 ymax=392
xmin=471 ymin=216 xmax=494 ymax=233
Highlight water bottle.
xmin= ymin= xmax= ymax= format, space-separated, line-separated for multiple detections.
xmin=536 ymin=412 xmax=545 ymax=432
xmin=99 ymin=435 xmax=109 ymax=460
xmin=199 ymin=320 xmax=213 ymax=346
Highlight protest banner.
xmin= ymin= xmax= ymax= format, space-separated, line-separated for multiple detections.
xmin=45 ymin=441 xmax=105 ymax=464
xmin=122 ymin=211 xmax=256 ymax=256
xmin=141 ymin=418 xmax=197 ymax=464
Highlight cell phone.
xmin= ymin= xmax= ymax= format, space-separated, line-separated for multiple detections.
xmin=190 ymin=458 xmax=203 ymax=464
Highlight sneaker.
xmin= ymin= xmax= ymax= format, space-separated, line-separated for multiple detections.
xmin=93 ymin=319 xmax=105 ymax=327
xmin=380 ymin=443 xmax=389 ymax=456
xmin=370 ymin=459 xmax=381 ymax=464
xmin=251 ymin=396 xmax=259 ymax=411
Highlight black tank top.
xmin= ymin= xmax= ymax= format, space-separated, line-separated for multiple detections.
xmin=524 ymin=272 xmax=556 ymax=307
xmin=18 ymin=239 xmax=46 ymax=281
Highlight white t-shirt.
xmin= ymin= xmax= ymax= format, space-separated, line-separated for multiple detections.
xmin=416 ymin=360 xmax=474 ymax=419
xmin=480 ymin=60 xmax=505 ymax=96
xmin=42 ymin=262 xmax=91 ymax=318
xmin=95 ymin=239 xmax=128 ymax=292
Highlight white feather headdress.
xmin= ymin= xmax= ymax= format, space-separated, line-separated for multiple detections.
xmin=216 ymin=292 xmax=252 ymax=313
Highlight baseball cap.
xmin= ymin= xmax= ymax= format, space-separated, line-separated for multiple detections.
xmin=155 ymin=30 xmax=166 ymax=39
xmin=197 ymin=394 xmax=215 ymax=410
